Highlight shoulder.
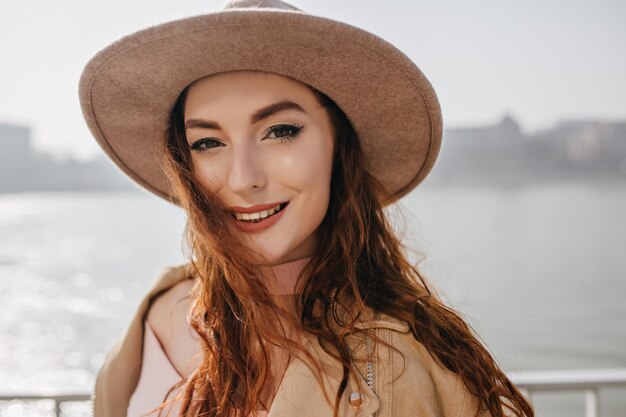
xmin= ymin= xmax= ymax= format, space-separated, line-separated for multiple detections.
xmin=146 ymin=276 xmax=195 ymax=339
xmin=143 ymin=262 xmax=194 ymax=343
xmin=359 ymin=310 xmax=491 ymax=417
xmin=92 ymin=263 xmax=196 ymax=412
xmin=146 ymin=266 xmax=202 ymax=379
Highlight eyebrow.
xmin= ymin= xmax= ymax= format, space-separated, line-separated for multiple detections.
xmin=185 ymin=100 xmax=306 ymax=131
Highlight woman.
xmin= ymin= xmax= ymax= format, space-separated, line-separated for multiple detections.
xmin=79 ymin=1 xmax=534 ymax=417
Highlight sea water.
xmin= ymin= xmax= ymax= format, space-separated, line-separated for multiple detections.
xmin=1 ymin=181 xmax=624 ymax=416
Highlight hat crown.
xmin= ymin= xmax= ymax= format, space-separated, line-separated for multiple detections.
xmin=224 ymin=0 xmax=301 ymax=11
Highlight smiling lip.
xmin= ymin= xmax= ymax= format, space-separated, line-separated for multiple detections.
xmin=229 ymin=202 xmax=289 ymax=233
xmin=228 ymin=201 xmax=289 ymax=214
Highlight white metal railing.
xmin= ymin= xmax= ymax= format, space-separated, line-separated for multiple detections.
xmin=509 ymin=368 xmax=626 ymax=417
xmin=1 ymin=368 xmax=625 ymax=417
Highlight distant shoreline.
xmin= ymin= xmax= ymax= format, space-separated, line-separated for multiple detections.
xmin=2 ymin=175 xmax=625 ymax=197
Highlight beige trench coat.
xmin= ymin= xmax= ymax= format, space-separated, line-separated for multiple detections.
xmin=92 ymin=264 xmax=492 ymax=417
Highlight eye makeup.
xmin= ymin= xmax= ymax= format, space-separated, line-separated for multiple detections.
xmin=189 ymin=123 xmax=304 ymax=154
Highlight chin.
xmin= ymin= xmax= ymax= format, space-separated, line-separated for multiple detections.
xmin=249 ymin=243 xmax=291 ymax=265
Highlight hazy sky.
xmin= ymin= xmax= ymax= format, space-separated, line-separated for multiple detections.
xmin=2 ymin=0 xmax=625 ymax=161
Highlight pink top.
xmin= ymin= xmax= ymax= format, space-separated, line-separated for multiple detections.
xmin=127 ymin=255 xmax=313 ymax=417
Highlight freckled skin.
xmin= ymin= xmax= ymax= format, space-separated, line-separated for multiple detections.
xmin=184 ymin=71 xmax=335 ymax=265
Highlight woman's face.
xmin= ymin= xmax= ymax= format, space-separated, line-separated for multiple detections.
xmin=184 ymin=71 xmax=335 ymax=265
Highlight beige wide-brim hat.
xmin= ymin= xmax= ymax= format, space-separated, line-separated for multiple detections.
xmin=78 ymin=0 xmax=443 ymax=207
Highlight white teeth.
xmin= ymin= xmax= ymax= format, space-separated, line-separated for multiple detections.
xmin=233 ymin=203 xmax=284 ymax=222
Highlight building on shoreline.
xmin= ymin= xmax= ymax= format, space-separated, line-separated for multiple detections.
xmin=1 ymin=116 xmax=625 ymax=193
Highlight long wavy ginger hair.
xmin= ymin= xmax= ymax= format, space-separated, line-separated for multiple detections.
xmin=154 ymin=76 xmax=533 ymax=417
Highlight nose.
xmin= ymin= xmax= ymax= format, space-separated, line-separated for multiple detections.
xmin=227 ymin=141 xmax=266 ymax=195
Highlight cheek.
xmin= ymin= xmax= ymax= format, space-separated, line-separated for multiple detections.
xmin=271 ymin=132 xmax=334 ymax=234
xmin=192 ymin=157 xmax=227 ymax=192
xmin=271 ymin=132 xmax=334 ymax=193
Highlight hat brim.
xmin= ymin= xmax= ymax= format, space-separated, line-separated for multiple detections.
xmin=79 ymin=8 xmax=442 ymax=206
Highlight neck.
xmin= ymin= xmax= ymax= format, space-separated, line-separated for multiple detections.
xmin=259 ymin=255 xmax=313 ymax=295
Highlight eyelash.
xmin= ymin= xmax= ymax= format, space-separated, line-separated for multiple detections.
xmin=189 ymin=123 xmax=304 ymax=154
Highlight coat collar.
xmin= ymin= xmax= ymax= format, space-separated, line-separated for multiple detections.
xmin=267 ymin=334 xmax=381 ymax=417
xmin=275 ymin=293 xmax=410 ymax=417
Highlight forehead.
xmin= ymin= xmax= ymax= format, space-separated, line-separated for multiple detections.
xmin=184 ymin=70 xmax=320 ymax=117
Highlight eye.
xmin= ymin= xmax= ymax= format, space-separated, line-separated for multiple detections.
xmin=265 ymin=123 xmax=304 ymax=143
xmin=189 ymin=138 xmax=223 ymax=153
